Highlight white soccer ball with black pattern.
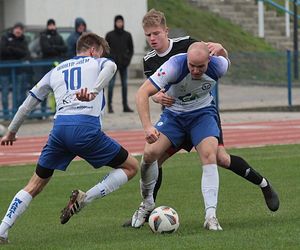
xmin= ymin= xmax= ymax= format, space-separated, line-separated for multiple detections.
xmin=148 ymin=206 xmax=179 ymax=234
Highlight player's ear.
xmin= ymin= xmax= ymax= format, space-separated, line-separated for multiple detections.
xmin=89 ymin=47 xmax=94 ymax=57
xmin=99 ymin=46 xmax=104 ymax=57
xmin=165 ymin=27 xmax=169 ymax=37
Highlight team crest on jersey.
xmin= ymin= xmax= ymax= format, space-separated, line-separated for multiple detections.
xmin=202 ymin=82 xmax=211 ymax=90
xmin=157 ymin=121 xmax=164 ymax=126
xmin=157 ymin=68 xmax=166 ymax=78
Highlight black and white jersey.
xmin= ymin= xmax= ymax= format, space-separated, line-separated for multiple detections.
xmin=143 ymin=36 xmax=197 ymax=78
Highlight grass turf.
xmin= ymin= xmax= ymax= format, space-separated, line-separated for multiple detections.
xmin=0 ymin=144 xmax=300 ymax=249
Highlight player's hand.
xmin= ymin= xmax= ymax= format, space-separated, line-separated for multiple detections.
xmin=206 ymin=42 xmax=225 ymax=56
xmin=152 ymin=89 xmax=175 ymax=107
xmin=76 ymin=88 xmax=97 ymax=102
xmin=1 ymin=131 xmax=17 ymax=146
xmin=144 ymin=126 xmax=160 ymax=144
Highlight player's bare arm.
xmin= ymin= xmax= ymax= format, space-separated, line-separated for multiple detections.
xmin=151 ymin=89 xmax=175 ymax=107
xmin=136 ymin=79 xmax=160 ymax=144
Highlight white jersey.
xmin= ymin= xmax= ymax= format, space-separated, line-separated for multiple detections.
xmin=30 ymin=56 xmax=115 ymax=120
xmin=149 ymin=53 xmax=229 ymax=113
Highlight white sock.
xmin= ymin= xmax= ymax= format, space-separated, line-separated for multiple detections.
xmin=201 ymin=164 xmax=219 ymax=219
xmin=140 ymin=160 xmax=158 ymax=205
xmin=0 ymin=190 xmax=32 ymax=237
xmin=259 ymin=178 xmax=268 ymax=188
xmin=0 ymin=223 xmax=9 ymax=239
xmin=84 ymin=169 xmax=128 ymax=204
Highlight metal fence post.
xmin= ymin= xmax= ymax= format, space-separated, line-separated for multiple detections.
xmin=287 ymin=50 xmax=292 ymax=107
xmin=258 ymin=0 xmax=265 ymax=38
xmin=285 ymin=0 xmax=290 ymax=37
xmin=10 ymin=67 xmax=18 ymax=115
xmin=293 ymin=0 xmax=299 ymax=79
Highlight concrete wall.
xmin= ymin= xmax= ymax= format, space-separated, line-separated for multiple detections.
xmin=3 ymin=0 xmax=25 ymax=28
xmin=3 ymin=0 xmax=147 ymax=65
xmin=0 ymin=0 xmax=3 ymax=31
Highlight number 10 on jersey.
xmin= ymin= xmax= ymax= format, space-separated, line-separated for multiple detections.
xmin=63 ymin=67 xmax=82 ymax=90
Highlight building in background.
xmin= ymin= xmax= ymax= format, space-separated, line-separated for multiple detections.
xmin=0 ymin=0 xmax=147 ymax=67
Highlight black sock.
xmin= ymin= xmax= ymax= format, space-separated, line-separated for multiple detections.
xmin=228 ymin=155 xmax=263 ymax=185
xmin=153 ymin=168 xmax=162 ymax=201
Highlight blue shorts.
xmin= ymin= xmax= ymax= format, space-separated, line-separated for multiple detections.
xmin=155 ymin=105 xmax=220 ymax=148
xmin=38 ymin=122 xmax=121 ymax=171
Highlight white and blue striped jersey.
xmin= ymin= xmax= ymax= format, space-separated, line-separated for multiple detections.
xmin=149 ymin=53 xmax=229 ymax=113
xmin=30 ymin=56 xmax=115 ymax=120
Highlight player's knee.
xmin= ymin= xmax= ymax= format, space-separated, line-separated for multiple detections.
xmin=201 ymin=150 xmax=217 ymax=164
xmin=143 ymin=148 xmax=160 ymax=163
xmin=216 ymin=149 xmax=230 ymax=168
xmin=123 ymin=155 xmax=139 ymax=179
xmin=130 ymin=156 xmax=139 ymax=175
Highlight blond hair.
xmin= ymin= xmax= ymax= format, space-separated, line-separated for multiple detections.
xmin=142 ymin=9 xmax=167 ymax=28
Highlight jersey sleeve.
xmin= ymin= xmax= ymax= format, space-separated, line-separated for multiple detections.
xmin=186 ymin=36 xmax=197 ymax=46
xmin=91 ymin=58 xmax=117 ymax=93
xmin=29 ymin=70 xmax=53 ymax=101
xmin=149 ymin=56 xmax=182 ymax=90
xmin=143 ymin=58 xmax=153 ymax=78
xmin=205 ymin=56 xmax=229 ymax=81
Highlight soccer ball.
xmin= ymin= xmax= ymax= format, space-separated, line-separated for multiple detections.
xmin=148 ymin=206 xmax=179 ymax=234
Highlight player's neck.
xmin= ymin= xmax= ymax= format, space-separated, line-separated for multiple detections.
xmin=77 ymin=52 xmax=89 ymax=57
xmin=155 ymin=39 xmax=170 ymax=54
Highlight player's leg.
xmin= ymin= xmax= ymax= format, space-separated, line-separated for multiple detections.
xmin=154 ymin=145 xmax=184 ymax=199
xmin=217 ymin=146 xmax=279 ymax=211
xmin=190 ymin=107 xmax=222 ymax=231
xmin=195 ymin=136 xmax=222 ymax=231
xmin=131 ymin=133 xmax=174 ymax=228
xmin=122 ymin=143 xmax=185 ymax=227
xmin=61 ymin=152 xmax=138 ymax=223
xmin=0 ymin=165 xmax=53 ymax=244
xmin=60 ymin=129 xmax=138 ymax=224
xmin=61 ymin=149 xmax=138 ymax=224
xmin=107 ymin=71 xmax=117 ymax=113
xmin=120 ymin=67 xmax=133 ymax=112
xmin=83 ymin=149 xmax=138 ymax=205
xmin=121 ymin=146 xmax=175 ymax=227
xmin=216 ymin=121 xmax=280 ymax=212
xmin=215 ymin=109 xmax=279 ymax=211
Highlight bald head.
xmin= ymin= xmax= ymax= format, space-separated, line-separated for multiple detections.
xmin=187 ymin=42 xmax=210 ymax=79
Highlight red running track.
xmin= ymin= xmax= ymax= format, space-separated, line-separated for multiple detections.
xmin=1 ymin=119 xmax=300 ymax=166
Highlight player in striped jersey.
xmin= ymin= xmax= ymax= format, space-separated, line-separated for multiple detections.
xmin=0 ymin=33 xmax=138 ymax=244
xmin=122 ymin=9 xmax=279 ymax=228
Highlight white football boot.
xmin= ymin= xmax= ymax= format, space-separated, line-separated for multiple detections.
xmin=203 ymin=217 xmax=223 ymax=231
xmin=131 ymin=201 xmax=155 ymax=228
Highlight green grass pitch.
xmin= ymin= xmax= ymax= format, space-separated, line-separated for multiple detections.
xmin=0 ymin=144 xmax=299 ymax=249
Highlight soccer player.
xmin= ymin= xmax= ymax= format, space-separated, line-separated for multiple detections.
xmin=123 ymin=9 xmax=279 ymax=228
xmin=132 ymin=42 xmax=228 ymax=230
xmin=0 ymin=33 xmax=138 ymax=244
